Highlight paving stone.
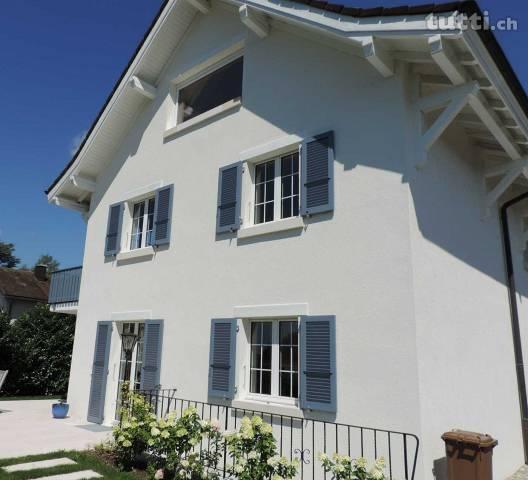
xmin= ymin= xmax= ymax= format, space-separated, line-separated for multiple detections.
xmin=37 ymin=470 xmax=103 ymax=480
xmin=508 ymin=465 xmax=528 ymax=480
xmin=3 ymin=457 xmax=76 ymax=472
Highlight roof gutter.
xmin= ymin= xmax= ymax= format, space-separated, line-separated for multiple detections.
xmin=500 ymin=192 xmax=528 ymax=464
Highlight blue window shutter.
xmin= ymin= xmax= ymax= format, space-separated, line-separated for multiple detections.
xmin=105 ymin=203 xmax=123 ymax=256
xmin=299 ymin=315 xmax=336 ymax=412
xmin=87 ymin=321 xmax=112 ymax=423
xmin=153 ymin=185 xmax=173 ymax=246
xmin=216 ymin=163 xmax=242 ymax=233
xmin=300 ymin=131 xmax=334 ymax=216
xmin=208 ymin=319 xmax=237 ymax=399
xmin=141 ymin=320 xmax=163 ymax=391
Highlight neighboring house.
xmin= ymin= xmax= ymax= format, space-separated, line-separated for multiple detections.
xmin=0 ymin=266 xmax=49 ymax=320
xmin=45 ymin=0 xmax=528 ymax=478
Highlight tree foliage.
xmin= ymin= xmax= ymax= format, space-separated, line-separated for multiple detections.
xmin=0 ymin=304 xmax=75 ymax=396
xmin=0 ymin=242 xmax=20 ymax=268
xmin=35 ymin=254 xmax=60 ymax=274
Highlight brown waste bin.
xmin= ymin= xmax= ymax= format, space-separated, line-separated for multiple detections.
xmin=442 ymin=430 xmax=498 ymax=480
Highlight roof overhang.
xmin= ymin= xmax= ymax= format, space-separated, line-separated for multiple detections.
xmin=46 ymin=0 xmax=528 ymax=213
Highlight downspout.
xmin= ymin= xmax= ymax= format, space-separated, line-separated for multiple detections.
xmin=500 ymin=191 xmax=528 ymax=464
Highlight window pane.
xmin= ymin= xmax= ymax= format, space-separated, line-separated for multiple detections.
xmin=262 ymin=345 xmax=272 ymax=370
xmin=282 ymin=176 xmax=292 ymax=198
xmin=251 ymin=346 xmax=261 ymax=369
xmin=266 ymin=180 xmax=275 ymax=201
xmin=145 ymin=198 xmax=156 ymax=247
xmin=261 ymin=371 xmax=272 ymax=395
xmin=293 ymin=173 xmax=299 ymax=195
xmin=255 ymin=163 xmax=266 ymax=184
xmin=250 ymin=370 xmax=260 ymax=394
xmin=266 ymin=161 xmax=274 ymax=180
xmin=262 ymin=323 xmax=272 ymax=344
xmin=251 ymin=323 xmax=262 ymax=344
xmin=280 ymin=152 xmax=300 ymax=220
xmin=292 ymin=197 xmax=299 ymax=217
xmin=280 ymin=322 xmax=292 ymax=345
xmin=292 ymin=373 xmax=298 ymax=398
xmin=292 ymin=322 xmax=298 ymax=345
xmin=280 ymin=346 xmax=291 ymax=371
xmin=292 ymin=346 xmax=298 ymax=371
xmin=130 ymin=202 xmax=145 ymax=250
xmin=255 ymin=204 xmax=264 ymax=224
xmin=255 ymin=183 xmax=265 ymax=204
xmin=282 ymin=156 xmax=292 ymax=176
xmin=265 ymin=202 xmax=274 ymax=222
xmin=179 ymin=57 xmax=243 ymax=123
xmin=280 ymin=372 xmax=291 ymax=397
xmin=281 ymin=199 xmax=291 ymax=219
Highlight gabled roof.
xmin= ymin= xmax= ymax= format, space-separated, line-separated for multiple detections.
xmin=0 ymin=268 xmax=49 ymax=303
xmin=46 ymin=0 xmax=528 ymax=206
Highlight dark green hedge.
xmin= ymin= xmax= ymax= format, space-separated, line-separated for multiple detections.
xmin=0 ymin=304 xmax=75 ymax=396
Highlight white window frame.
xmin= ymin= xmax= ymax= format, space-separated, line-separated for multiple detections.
xmin=245 ymin=318 xmax=300 ymax=407
xmin=251 ymin=151 xmax=300 ymax=226
xmin=165 ymin=41 xmax=245 ymax=137
xmin=128 ymin=196 xmax=155 ymax=251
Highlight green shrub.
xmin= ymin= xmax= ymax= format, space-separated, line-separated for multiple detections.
xmin=0 ymin=304 xmax=75 ymax=396
xmin=318 ymin=453 xmax=387 ymax=480
xmin=224 ymin=415 xmax=298 ymax=480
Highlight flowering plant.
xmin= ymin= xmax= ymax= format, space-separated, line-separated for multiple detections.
xmin=148 ymin=406 xmax=223 ymax=479
xmin=319 ymin=453 xmax=387 ymax=480
xmin=112 ymin=383 xmax=154 ymax=469
xmin=224 ymin=415 xmax=298 ymax=480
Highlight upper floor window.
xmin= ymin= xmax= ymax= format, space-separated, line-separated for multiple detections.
xmin=178 ymin=56 xmax=243 ymax=124
xmin=254 ymin=151 xmax=300 ymax=225
xmin=130 ymin=197 xmax=155 ymax=250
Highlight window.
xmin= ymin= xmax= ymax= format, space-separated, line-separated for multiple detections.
xmin=249 ymin=320 xmax=299 ymax=400
xmin=253 ymin=152 xmax=300 ymax=225
xmin=130 ymin=198 xmax=155 ymax=250
xmin=178 ymin=57 xmax=243 ymax=124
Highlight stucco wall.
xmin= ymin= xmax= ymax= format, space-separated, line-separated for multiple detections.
xmin=66 ymin=3 xmax=526 ymax=479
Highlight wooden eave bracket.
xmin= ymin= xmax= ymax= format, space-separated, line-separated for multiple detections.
xmin=239 ymin=5 xmax=270 ymax=38
xmin=70 ymin=174 xmax=96 ymax=193
xmin=183 ymin=0 xmax=211 ymax=14
xmin=415 ymin=81 xmax=480 ymax=169
xmin=129 ymin=75 xmax=157 ymax=100
xmin=361 ymin=36 xmax=394 ymax=78
xmin=53 ymin=196 xmax=89 ymax=214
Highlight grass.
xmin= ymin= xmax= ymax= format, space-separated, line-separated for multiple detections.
xmin=0 ymin=451 xmax=144 ymax=479
xmin=0 ymin=395 xmax=63 ymax=401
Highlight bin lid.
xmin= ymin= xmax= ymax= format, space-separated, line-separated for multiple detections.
xmin=442 ymin=430 xmax=498 ymax=448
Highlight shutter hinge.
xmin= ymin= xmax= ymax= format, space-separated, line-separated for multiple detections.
xmin=234 ymin=386 xmax=238 ymax=393
xmin=236 ymin=325 xmax=240 ymax=333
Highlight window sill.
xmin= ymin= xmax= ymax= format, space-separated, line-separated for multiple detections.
xmin=116 ymin=246 xmax=155 ymax=262
xmin=237 ymin=217 xmax=304 ymax=240
xmin=164 ymin=98 xmax=241 ymax=138
xmin=232 ymin=399 xmax=303 ymax=418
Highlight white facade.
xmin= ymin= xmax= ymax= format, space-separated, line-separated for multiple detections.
xmin=48 ymin=1 xmax=528 ymax=479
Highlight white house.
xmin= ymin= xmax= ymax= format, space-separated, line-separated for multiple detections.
xmin=46 ymin=0 xmax=528 ymax=478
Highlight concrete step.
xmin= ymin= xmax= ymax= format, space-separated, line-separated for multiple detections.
xmin=3 ymin=458 xmax=76 ymax=472
xmin=37 ymin=470 xmax=103 ymax=480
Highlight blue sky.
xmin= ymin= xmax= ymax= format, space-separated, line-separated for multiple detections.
xmin=0 ymin=0 xmax=526 ymax=268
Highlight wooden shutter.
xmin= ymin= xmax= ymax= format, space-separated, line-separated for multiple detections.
xmin=208 ymin=319 xmax=237 ymax=398
xmin=141 ymin=320 xmax=163 ymax=391
xmin=153 ymin=185 xmax=173 ymax=246
xmin=216 ymin=163 xmax=242 ymax=233
xmin=104 ymin=203 xmax=123 ymax=256
xmin=300 ymin=131 xmax=334 ymax=216
xmin=300 ymin=315 xmax=336 ymax=412
xmin=87 ymin=321 xmax=112 ymax=423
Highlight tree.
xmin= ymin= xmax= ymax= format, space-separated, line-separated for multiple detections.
xmin=0 ymin=242 xmax=20 ymax=268
xmin=35 ymin=254 xmax=60 ymax=274
xmin=0 ymin=304 xmax=75 ymax=396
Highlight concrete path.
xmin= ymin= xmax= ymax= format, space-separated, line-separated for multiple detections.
xmin=508 ymin=465 xmax=528 ymax=480
xmin=3 ymin=458 xmax=76 ymax=472
xmin=37 ymin=470 xmax=102 ymax=479
xmin=0 ymin=400 xmax=111 ymax=458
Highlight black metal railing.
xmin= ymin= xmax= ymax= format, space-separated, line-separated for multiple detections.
xmin=133 ymin=390 xmax=419 ymax=480
xmin=48 ymin=266 xmax=83 ymax=304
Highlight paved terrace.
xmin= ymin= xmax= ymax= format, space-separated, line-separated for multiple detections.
xmin=0 ymin=400 xmax=110 ymax=458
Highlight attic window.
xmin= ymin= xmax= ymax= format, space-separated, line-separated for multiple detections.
xmin=177 ymin=57 xmax=243 ymax=123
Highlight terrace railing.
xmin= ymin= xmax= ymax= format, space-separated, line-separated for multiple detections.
xmin=48 ymin=266 xmax=83 ymax=305
xmin=134 ymin=389 xmax=419 ymax=480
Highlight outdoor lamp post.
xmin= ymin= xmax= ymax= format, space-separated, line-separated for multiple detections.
xmin=121 ymin=332 xmax=138 ymax=383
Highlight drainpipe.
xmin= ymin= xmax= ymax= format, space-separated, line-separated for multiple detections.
xmin=500 ymin=191 xmax=528 ymax=464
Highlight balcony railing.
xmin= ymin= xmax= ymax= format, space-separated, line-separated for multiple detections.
xmin=131 ymin=390 xmax=420 ymax=480
xmin=48 ymin=266 xmax=83 ymax=305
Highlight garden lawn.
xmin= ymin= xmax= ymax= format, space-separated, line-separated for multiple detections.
xmin=0 ymin=451 xmax=144 ymax=479
xmin=0 ymin=395 xmax=62 ymax=401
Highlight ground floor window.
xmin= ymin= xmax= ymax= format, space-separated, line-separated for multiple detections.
xmin=249 ymin=319 xmax=299 ymax=400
